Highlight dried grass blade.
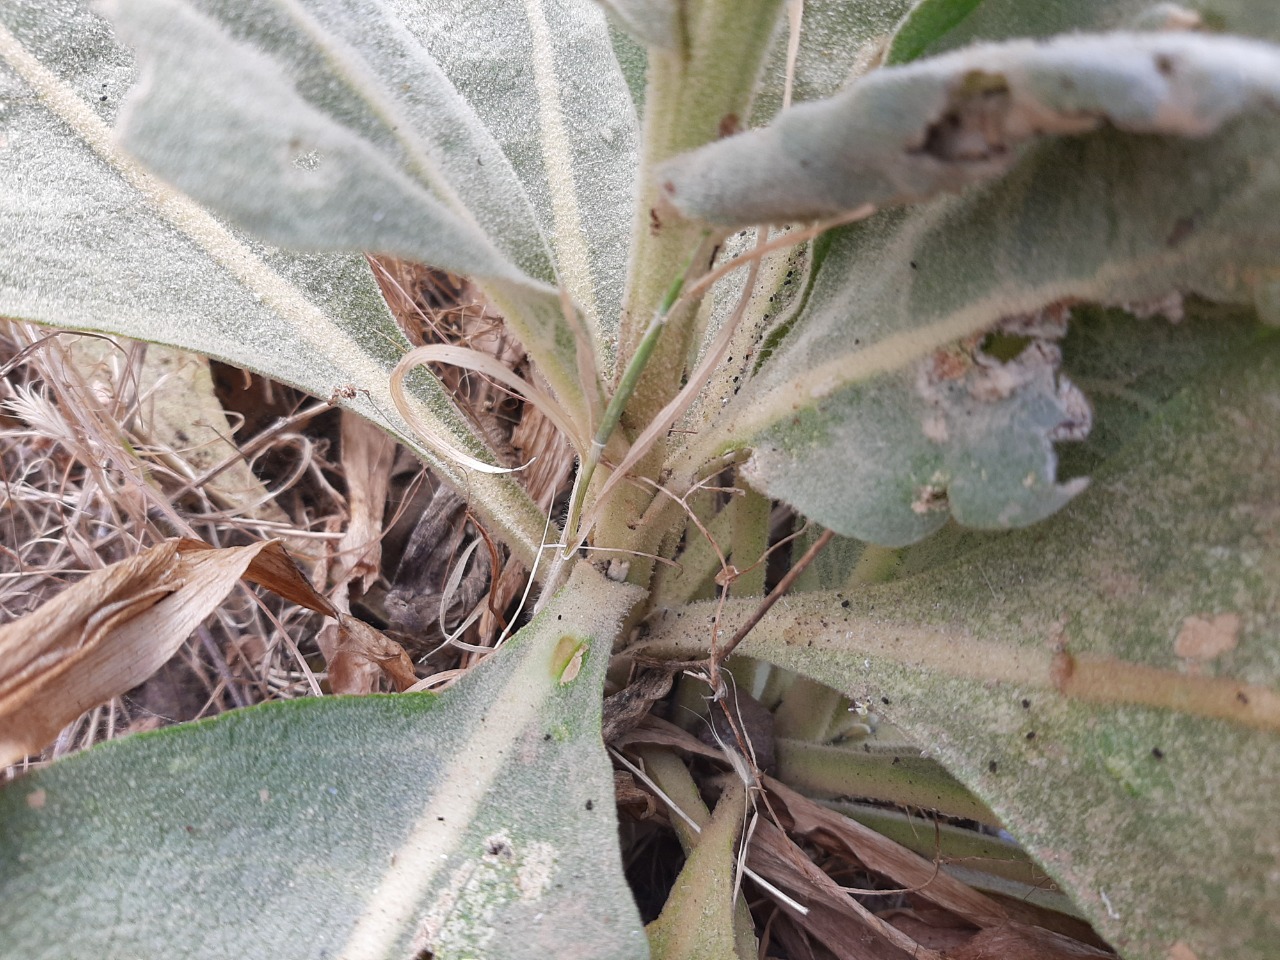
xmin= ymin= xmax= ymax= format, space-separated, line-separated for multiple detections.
xmin=182 ymin=539 xmax=413 ymax=694
xmin=390 ymin=344 xmax=586 ymax=472
xmin=331 ymin=412 xmax=397 ymax=590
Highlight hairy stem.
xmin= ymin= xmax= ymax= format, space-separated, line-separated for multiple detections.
xmin=562 ymin=262 xmax=692 ymax=550
xmin=615 ymin=0 xmax=786 ymax=440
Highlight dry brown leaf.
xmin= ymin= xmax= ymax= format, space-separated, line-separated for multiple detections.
xmin=0 ymin=539 xmax=297 ymax=766
xmin=331 ymin=412 xmax=396 ymax=591
xmin=179 ymin=538 xmax=412 ymax=695
xmin=174 ymin=538 xmax=337 ymax=617
xmin=748 ymin=816 xmax=936 ymax=960
xmin=306 ymin=415 xmax=409 ymax=695
xmin=887 ymin=914 xmax=976 ymax=952
xmin=327 ymin=613 xmax=417 ymax=695
xmin=603 ymin=669 xmax=675 ymax=744
xmin=627 ymin=727 xmax=928 ymax=959
xmin=623 ymin=717 xmax=1009 ymax=929
xmin=616 ymin=714 xmax=727 ymax=762
xmin=764 ymin=776 xmax=1009 ymax=928
xmin=942 ymin=921 xmax=1115 ymax=960
xmin=765 ymin=915 xmax=822 ymax=960
xmin=614 ymin=769 xmax=658 ymax=819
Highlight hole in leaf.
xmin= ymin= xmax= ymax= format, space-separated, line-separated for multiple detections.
xmin=980 ymin=331 xmax=1034 ymax=362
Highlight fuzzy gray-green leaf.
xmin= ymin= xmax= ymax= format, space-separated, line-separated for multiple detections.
xmin=396 ymin=0 xmax=638 ymax=370
xmin=923 ymin=0 xmax=1280 ymax=54
xmin=885 ymin=0 xmax=986 ymax=65
xmin=644 ymin=324 xmax=1280 ymax=960
xmin=691 ymin=32 xmax=1280 ymax=544
xmin=103 ymin=0 xmax=596 ymax=425
xmin=0 ymin=0 xmax=549 ymax=564
xmin=750 ymin=0 xmax=917 ymax=124
xmin=662 ymin=32 xmax=1280 ymax=226
xmin=595 ymin=0 xmax=682 ymax=51
xmin=107 ymin=0 xmax=534 ymax=286
xmin=744 ymin=325 xmax=1090 ymax=546
xmin=0 ymin=565 xmax=645 ymax=960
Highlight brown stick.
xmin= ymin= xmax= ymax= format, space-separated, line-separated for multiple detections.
xmin=712 ymin=528 xmax=835 ymax=672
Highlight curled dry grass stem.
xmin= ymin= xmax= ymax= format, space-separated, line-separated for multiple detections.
xmin=390 ymin=343 xmax=586 ymax=470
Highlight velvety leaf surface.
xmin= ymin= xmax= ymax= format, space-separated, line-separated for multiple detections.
xmin=0 ymin=566 xmax=646 ymax=960
xmin=643 ymin=328 xmax=1280 ymax=960
xmin=754 ymin=0 xmax=1280 ymax=127
xmin=689 ymin=32 xmax=1280 ymax=543
xmin=884 ymin=302 xmax=1267 ymax=580
xmin=103 ymin=0 xmax=599 ymax=427
xmin=0 ymin=0 xmax=549 ymax=564
xmin=750 ymin=317 xmax=1091 ymax=545
xmin=107 ymin=0 xmax=538 ymax=286
xmin=749 ymin=0 xmax=916 ymax=123
xmin=646 ymin=781 xmax=750 ymax=960
xmin=662 ymin=33 xmax=1280 ymax=226
xmin=920 ymin=0 xmax=1280 ymax=55
xmin=394 ymin=0 xmax=638 ymax=369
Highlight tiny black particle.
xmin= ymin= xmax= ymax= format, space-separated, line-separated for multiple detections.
xmin=988 ymin=760 xmax=998 ymax=773
xmin=1021 ymin=699 xmax=1031 ymax=709
xmin=841 ymin=599 xmax=851 ymax=609
xmin=99 ymin=95 xmax=107 ymax=102
xmin=891 ymin=756 xmax=900 ymax=765
xmin=909 ymin=261 xmax=918 ymax=270
xmin=585 ymin=799 xmax=594 ymax=811
xmin=881 ymin=697 xmax=890 ymax=705
xmin=1152 ymin=747 xmax=1165 ymax=760
xmin=1026 ymin=731 xmax=1036 ymax=741
xmin=543 ymin=733 xmax=552 ymax=741
xmin=437 ymin=816 xmax=445 ymax=822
